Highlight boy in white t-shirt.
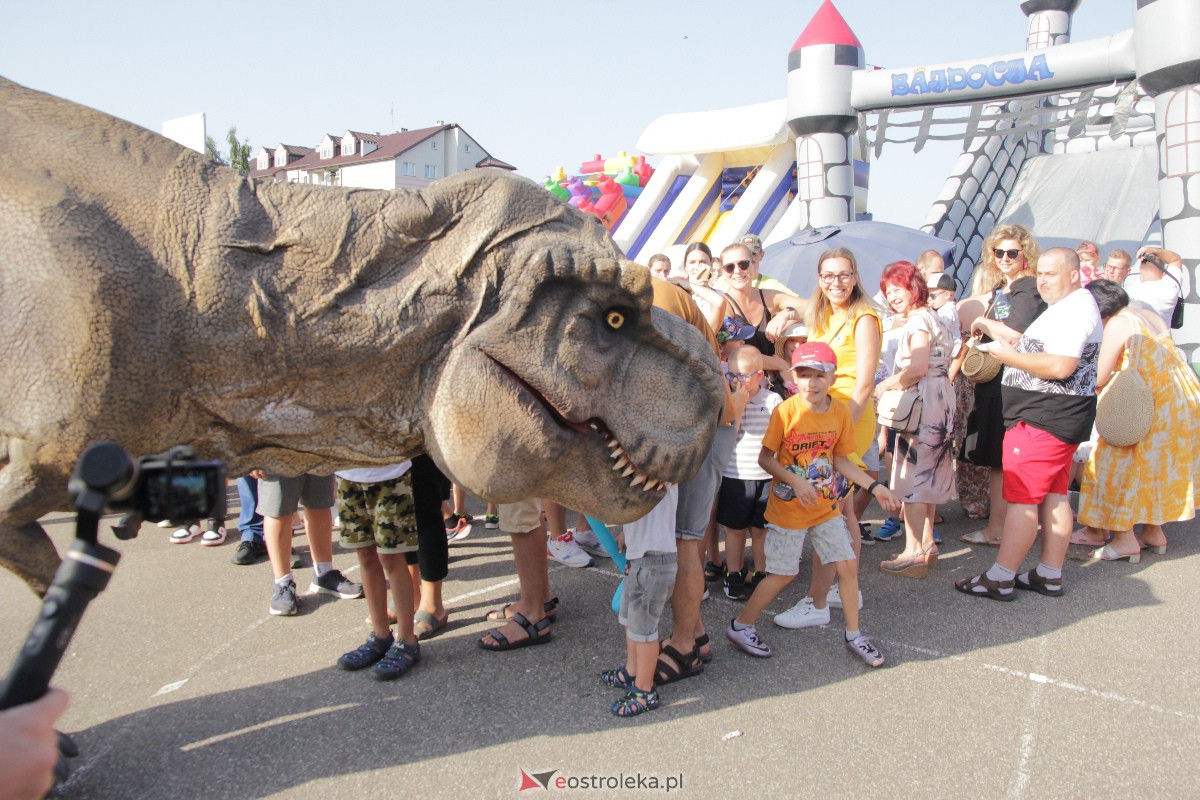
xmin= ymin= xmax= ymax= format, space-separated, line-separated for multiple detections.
xmin=716 ymin=345 xmax=781 ymax=600
xmin=600 ymin=485 xmax=679 ymax=717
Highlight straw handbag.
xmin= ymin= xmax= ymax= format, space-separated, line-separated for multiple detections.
xmin=962 ymin=336 xmax=1002 ymax=383
xmin=1095 ymin=349 xmax=1154 ymax=447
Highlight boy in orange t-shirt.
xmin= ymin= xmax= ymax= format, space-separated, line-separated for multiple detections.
xmin=726 ymin=342 xmax=900 ymax=667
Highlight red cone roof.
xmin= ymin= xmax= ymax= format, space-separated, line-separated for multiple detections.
xmin=791 ymin=0 xmax=862 ymax=51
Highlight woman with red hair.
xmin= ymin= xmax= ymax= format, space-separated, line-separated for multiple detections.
xmin=872 ymin=261 xmax=957 ymax=578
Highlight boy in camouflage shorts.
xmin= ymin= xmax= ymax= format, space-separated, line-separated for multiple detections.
xmin=334 ymin=463 xmax=422 ymax=680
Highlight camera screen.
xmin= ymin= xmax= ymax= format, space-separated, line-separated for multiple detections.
xmin=139 ymin=467 xmax=221 ymax=522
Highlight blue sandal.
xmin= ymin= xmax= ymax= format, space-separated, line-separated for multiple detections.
xmin=600 ymin=666 xmax=634 ymax=690
xmin=337 ymin=632 xmax=394 ymax=671
xmin=611 ymin=687 xmax=660 ymax=717
xmin=370 ymin=641 xmax=420 ymax=681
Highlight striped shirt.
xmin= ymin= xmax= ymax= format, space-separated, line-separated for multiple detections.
xmin=724 ymin=389 xmax=782 ymax=480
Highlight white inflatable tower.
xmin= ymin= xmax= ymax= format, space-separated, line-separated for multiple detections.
xmin=785 ymin=0 xmax=864 ymax=229
xmin=1136 ymin=0 xmax=1200 ymax=360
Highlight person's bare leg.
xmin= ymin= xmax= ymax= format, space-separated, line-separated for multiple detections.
xmin=480 ymin=525 xmax=549 ymax=647
xmin=380 ymin=552 xmax=416 ymax=645
xmin=836 ymin=560 xmax=862 ymax=632
xmin=629 ymin=638 xmax=659 ymax=694
xmin=724 ymin=527 xmax=748 ymax=574
xmin=264 ymin=515 xmax=293 ymax=581
xmin=808 ymin=554 xmax=834 ymax=610
xmin=1138 ymin=523 xmax=1168 ymax=549
xmin=995 ymin=502 xmax=1039 ymax=572
xmin=451 ymin=483 xmax=468 ymax=517
xmin=303 ymin=506 xmax=334 ymax=565
xmin=981 ymin=469 xmax=1008 ymax=540
xmin=357 ymin=547 xmax=390 ymax=640
xmin=662 ymin=538 xmax=703 ymax=658
xmin=543 ymin=500 xmax=568 ymax=540
xmin=1036 ymin=494 xmax=1072 ymax=570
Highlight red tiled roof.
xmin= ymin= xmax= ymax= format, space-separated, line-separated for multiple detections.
xmin=281 ymin=125 xmax=450 ymax=174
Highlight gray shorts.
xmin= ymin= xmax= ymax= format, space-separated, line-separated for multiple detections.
xmin=257 ymin=473 xmax=336 ymax=517
xmin=764 ymin=517 xmax=856 ymax=576
xmin=618 ymin=551 xmax=677 ymax=643
xmin=675 ymin=423 xmax=737 ymax=540
xmin=861 ymin=436 xmax=881 ymax=473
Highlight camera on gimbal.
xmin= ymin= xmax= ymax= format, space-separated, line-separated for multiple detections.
xmin=67 ymin=443 xmax=226 ymax=538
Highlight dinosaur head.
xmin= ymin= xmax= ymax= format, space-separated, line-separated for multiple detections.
xmin=419 ymin=172 xmax=723 ymax=524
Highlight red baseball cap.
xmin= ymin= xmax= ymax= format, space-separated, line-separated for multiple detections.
xmin=790 ymin=341 xmax=837 ymax=372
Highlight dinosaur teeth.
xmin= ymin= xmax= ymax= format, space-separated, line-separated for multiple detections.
xmin=644 ymin=478 xmax=662 ymax=492
xmin=612 ymin=455 xmax=630 ymax=471
xmin=610 ymin=446 xmax=625 ymax=459
xmin=630 ymin=473 xmax=647 ymax=488
xmin=621 ymin=465 xmax=636 ymax=478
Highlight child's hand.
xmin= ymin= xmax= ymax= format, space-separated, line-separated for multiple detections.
xmin=874 ymin=485 xmax=902 ymax=515
xmin=789 ymin=474 xmax=819 ymax=505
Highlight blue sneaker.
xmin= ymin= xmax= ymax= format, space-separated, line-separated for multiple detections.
xmin=874 ymin=517 xmax=903 ymax=541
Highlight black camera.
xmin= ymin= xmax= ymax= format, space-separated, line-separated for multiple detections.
xmin=68 ymin=442 xmax=226 ymax=527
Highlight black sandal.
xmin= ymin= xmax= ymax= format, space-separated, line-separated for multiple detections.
xmin=485 ymin=596 xmax=559 ymax=622
xmin=654 ymin=644 xmax=704 ymax=685
xmin=694 ymin=633 xmax=713 ymax=664
xmin=478 ymin=612 xmax=553 ymax=651
xmin=704 ymin=561 xmax=726 ymax=582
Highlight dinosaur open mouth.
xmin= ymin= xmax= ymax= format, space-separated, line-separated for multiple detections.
xmin=489 ymin=357 xmax=668 ymax=495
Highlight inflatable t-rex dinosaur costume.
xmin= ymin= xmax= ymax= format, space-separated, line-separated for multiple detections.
xmin=0 ymin=77 xmax=723 ymax=595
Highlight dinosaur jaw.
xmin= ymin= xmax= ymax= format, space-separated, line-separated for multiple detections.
xmin=489 ymin=356 xmax=669 ymax=496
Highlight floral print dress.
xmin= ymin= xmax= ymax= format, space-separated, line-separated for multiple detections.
xmin=890 ymin=308 xmax=958 ymax=504
xmin=1079 ymin=316 xmax=1200 ymax=530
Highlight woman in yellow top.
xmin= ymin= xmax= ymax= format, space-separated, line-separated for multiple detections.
xmin=772 ymin=247 xmax=882 ymax=626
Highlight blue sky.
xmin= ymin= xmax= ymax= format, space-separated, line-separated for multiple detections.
xmin=2 ymin=1 xmax=1132 ymax=229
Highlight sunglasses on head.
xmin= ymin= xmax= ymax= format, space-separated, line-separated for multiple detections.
xmin=993 ymin=248 xmax=1021 ymax=261
xmin=723 ymin=260 xmax=752 ymax=273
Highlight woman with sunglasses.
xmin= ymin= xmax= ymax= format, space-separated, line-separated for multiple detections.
xmin=694 ymin=242 xmax=802 ymax=356
xmin=959 ymin=224 xmax=1046 ymax=547
xmin=771 ymin=247 xmax=881 ymax=627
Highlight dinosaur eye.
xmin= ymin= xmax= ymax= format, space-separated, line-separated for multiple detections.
xmin=605 ymin=310 xmax=625 ymax=330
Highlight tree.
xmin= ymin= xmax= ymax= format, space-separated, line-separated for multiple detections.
xmin=204 ymin=135 xmax=226 ymax=165
xmin=225 ymin=126 xmax=251 ymax=174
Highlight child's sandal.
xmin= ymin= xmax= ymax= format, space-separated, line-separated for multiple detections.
xmin=599 ymin=666 xmax=634 ymax=690
xmin=611 ymin=687 xmax=660 ymax=717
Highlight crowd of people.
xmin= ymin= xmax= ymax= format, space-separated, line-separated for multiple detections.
xmin=152 ymin=229 xmax=1200 ymax=721
xmin=6 ymin=226 xmax=1198 ymax=796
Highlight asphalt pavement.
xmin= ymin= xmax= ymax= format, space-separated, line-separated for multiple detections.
xmin=1 ymin=492 xmax=1196 ymax=799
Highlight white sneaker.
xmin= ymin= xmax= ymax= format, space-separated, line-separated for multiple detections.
xmin=156 ymin=519 xmax=174 ymax=528
xmin=773 ymin=597 xmax=831 ymax=629
xmin=826 ymin=584 xmax=863 ymax=611
xmin=570 ymin=527 xmax=611 ymax=559
xmin=725 ymin=619 xmax=772 ymax=657
xmin=547 ymin=530 xmax=594 ymax=568
xmin=170 ymin=524 xmax=202 ymax=544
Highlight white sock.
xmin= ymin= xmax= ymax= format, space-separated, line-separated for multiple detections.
xmin=845 ymin=629 xmax=861 ymax=642
xmin=274 ymin=572 xmax=293 ymax=587
xmin=314 ymin=562 xmax=332 ymax=577
xmin=986 ymin=563 xmax=1016 ymax=582
xmin=730 ymin=618 xmax=751 ymax=631
xmin=1035 ymin=563 xmax=1062 ymax=580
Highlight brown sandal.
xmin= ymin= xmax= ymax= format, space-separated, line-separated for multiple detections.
xmin=654 ymin=644 xmax=704 ymax=684
xmin=954 ymin=572 xmax=1016 ymax=601
xmin=485 ymin=596 xmax=559 ymax=622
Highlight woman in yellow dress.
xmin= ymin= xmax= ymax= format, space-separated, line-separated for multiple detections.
xmin=1078 ymin=279 xmax=1200 ymax=560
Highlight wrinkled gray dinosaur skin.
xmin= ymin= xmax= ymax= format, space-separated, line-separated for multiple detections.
xmin=0 ymin=77 xmax=723 ymax=595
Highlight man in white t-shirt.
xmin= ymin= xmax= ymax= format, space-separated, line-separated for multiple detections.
xmin=1123 ymin=247 xmax=1182 ymax=327
xmin=957 ymin=247 xmax=1101 ymax=602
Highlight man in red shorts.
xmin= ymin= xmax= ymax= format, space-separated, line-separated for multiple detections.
xmin=956 ymin=247 xmax=1102 ymax=600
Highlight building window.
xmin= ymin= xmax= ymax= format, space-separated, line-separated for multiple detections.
xmin=341 ymin=142 xmax=355 ymax=156
xmin=796 ymin=139 xmax=825 ymax=200
xmin=431 ymin=140 xmax=438 ymax=150
xmin=402 ymin=162 xmax=416 ymax=176
xmin=258 ymin=154 xmax=270 ymax=169
xmin=424 ymin=165 xmax=438 ymax=179
xmin=1164 ymin=88 xmax=1200 ymax=178
xmin=321 ymin=144 xmax=333 ymax=159
xmin=464 ymin=144 xmax=470 ymax=152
